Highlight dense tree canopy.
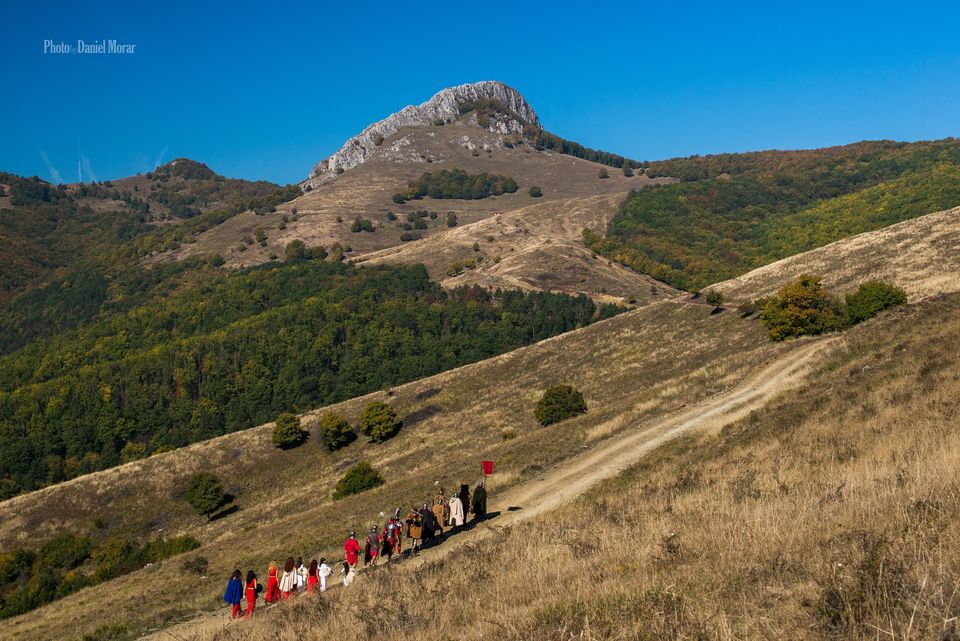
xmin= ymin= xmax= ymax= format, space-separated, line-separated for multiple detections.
xmin=590 ymin=140 xmax=960 ymax=290
xmin=393 ymin=168 xmax=518 ymax=203
xmin=0 ymin=259 xmax=618 ymax=497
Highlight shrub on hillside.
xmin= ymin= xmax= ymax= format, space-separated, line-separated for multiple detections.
xmin=285 ymin=240 xmax=306 ymax=261
xmin=759 ymin=274 xmax=847 ymax=341
xmin=598 ymin=167 xmax=609 ymax=179
xmin=186 ymin=472 xmax=228 ymax=519
xmin=317 ymin=411 xmax=355 ymax=451
xmin=272 ymin=413 xmax=307 ymax=449
xmin=528 ymin=185 xmax=543 ymax=197
xmin=351 ymin=217 xmax=374 ymax=233
xmin=535 ymin=385 xmax=588 ymax=426
xmin=704 ymin=290 xmax=724 ymax=307
xmin=333 ymin=462 xmax=385 ymax=500
xmin=623 ymin=166 xmax=634 ymax=177
xmin=845 ymin=281 xmax=907 ymax=324
xmin=358 ymin=401 xmax=401 ymax=442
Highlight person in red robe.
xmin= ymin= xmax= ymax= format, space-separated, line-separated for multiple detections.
xmin=344 ymin=532 xmax=361 ymax=567
xmin=244 ymin=570 xmax=260 ymax=617
xmin=307 ymin=559 xmax=319 ymax=593
xmin=264 ymin=561 xmax=281 ymax=603
xmin=364 ymin=526 xmax=380 ymax=566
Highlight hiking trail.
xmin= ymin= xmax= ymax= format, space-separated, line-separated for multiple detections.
xmin=141 ymin=336 xmax=835 ymax=640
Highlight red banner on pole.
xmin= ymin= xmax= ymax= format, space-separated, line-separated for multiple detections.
xmin=481 ymin=459 xmax=494 ymax=476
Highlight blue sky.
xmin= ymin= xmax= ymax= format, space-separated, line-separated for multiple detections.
xmin=3 ymin=1 xmax=959 ymax=184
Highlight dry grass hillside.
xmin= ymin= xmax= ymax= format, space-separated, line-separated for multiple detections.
xmin=353 ymin=193 xmax=677 ymax=303
xmin=7 ymin=196 xmax=960 ymax=640
xmin=710 ymin=205 xmax=960 ymax=304
xmin=4 ymin=297 xmax=792 ymax=641
xmin=218 ymin=291 xmax=960 ymax=641
xmin=155 ymin=121 xmax=667 ymax=271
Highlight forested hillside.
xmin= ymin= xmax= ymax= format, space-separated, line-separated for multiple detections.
xmin=0 ymin=258 xmax=615 ymax=498
xmin=591 ymin=138 xmax=960 ymax=290
xmin=0 ymin=166 xmax=300 ymax=352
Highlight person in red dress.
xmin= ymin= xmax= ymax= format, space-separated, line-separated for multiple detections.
xmin=244 ymin=570 xmax=260 ymax=617
xmin=344 ymin=532 xmax=361 ymax=567
xmin=306 ymin=559 xmax=319 ymax=593
xmin=264 ymin=561 xmax=281 ymax=603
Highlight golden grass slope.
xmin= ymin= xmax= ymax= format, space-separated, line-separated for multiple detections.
xmin=710 ymin=205 xmax=960 ymax=304
xmin=154 ymin=121 xmax=668 ymax=274
xmin=215 ymin=291 xmax=960 ymax=641
xmin=3 ymin=298 xmax=789 ymax=641
xmin=353 ymin=193 xmax=678 ymax=303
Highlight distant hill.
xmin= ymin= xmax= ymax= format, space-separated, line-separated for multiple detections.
xmin=154 ymin=81 xmax=664 ymax=283
xmin=0 ymin=163 xmax=299 ymax=352
xmin=591 ymin=138 xmax=960 ymax=290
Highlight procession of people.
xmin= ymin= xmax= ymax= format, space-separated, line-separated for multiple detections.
xmin=224 ymin=479 xmax=489 ymax=618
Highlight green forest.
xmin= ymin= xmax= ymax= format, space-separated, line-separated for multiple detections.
xmin=0 ymin=257 xmax=615 ymax=498
xmin=590 ymin=139 xmax=960 ymax=290
xmin=393 ymin=167 xmax=518 ymax=203
xmin=0 ymin=532 xmax=199 ymax=619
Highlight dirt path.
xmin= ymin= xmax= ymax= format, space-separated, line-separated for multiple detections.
xmin=142 ymin=336 xmax=835 ymax=640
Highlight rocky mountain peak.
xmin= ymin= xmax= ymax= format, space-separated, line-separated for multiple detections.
xmin=302 ymin=81 xmax=540 ymax=189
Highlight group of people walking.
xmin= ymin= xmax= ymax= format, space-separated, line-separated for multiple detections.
xmin=223 ymin=480 xmax=488 ymax=619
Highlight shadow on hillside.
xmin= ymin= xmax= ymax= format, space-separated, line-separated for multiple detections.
xmin=210 ymin=504 xmax=240 ymax=521
xmin=430 ymin=510 xmax=506 ymax=546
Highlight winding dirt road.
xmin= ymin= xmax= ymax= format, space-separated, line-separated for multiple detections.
xmin=143 ymin=336 xmax=836 ymax=640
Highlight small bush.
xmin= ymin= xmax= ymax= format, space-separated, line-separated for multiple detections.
xmin=317 ymin=411 xmax=355 ymax=451
xmin=598 ymin=168 xmax=609 ymax=179
xmin=623 ymin=166 xmax=635 ymax=177
xmin=704 ymin=290 xmax=724 ymax=307
xmin=358 ymin=401 xmax=401 ymax=442
xmin=272 ymin=413 xmax=307 ymax=449
xmin=528 ymin=185 xmax=543 ymax=197
xmin=446 ymin=212 xmax=458 ymax=227
xmin=845 ymin=281 xmax=907 ymax=324
xmin=351 ymin=217 xmax=374 ymax=233
xmin=535 ymin=385 xmax=588 ymax=426
xmin=373 ymin=134 xmax=384 ymax=146
xmin=400 ymin=231 xmax=422 ymax=242
xmin=386 ymin=211 xmax=397 ymax=221
xmin=333 ymin=462 xmax=385 ymax=500
xmin=186 ymin=473 xmax=227 ymax=519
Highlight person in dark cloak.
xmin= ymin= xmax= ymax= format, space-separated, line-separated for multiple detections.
xmin=419 ymin=501 xmax=437 ymax=548
xmin=471 ymin=480 xmax=487 ymax=520
xmin=458 ymin=484 xmax=471 ymax=521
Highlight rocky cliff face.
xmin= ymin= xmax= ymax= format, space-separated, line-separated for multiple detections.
xmin=302 ymin=81 xmax=540 ymax=190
